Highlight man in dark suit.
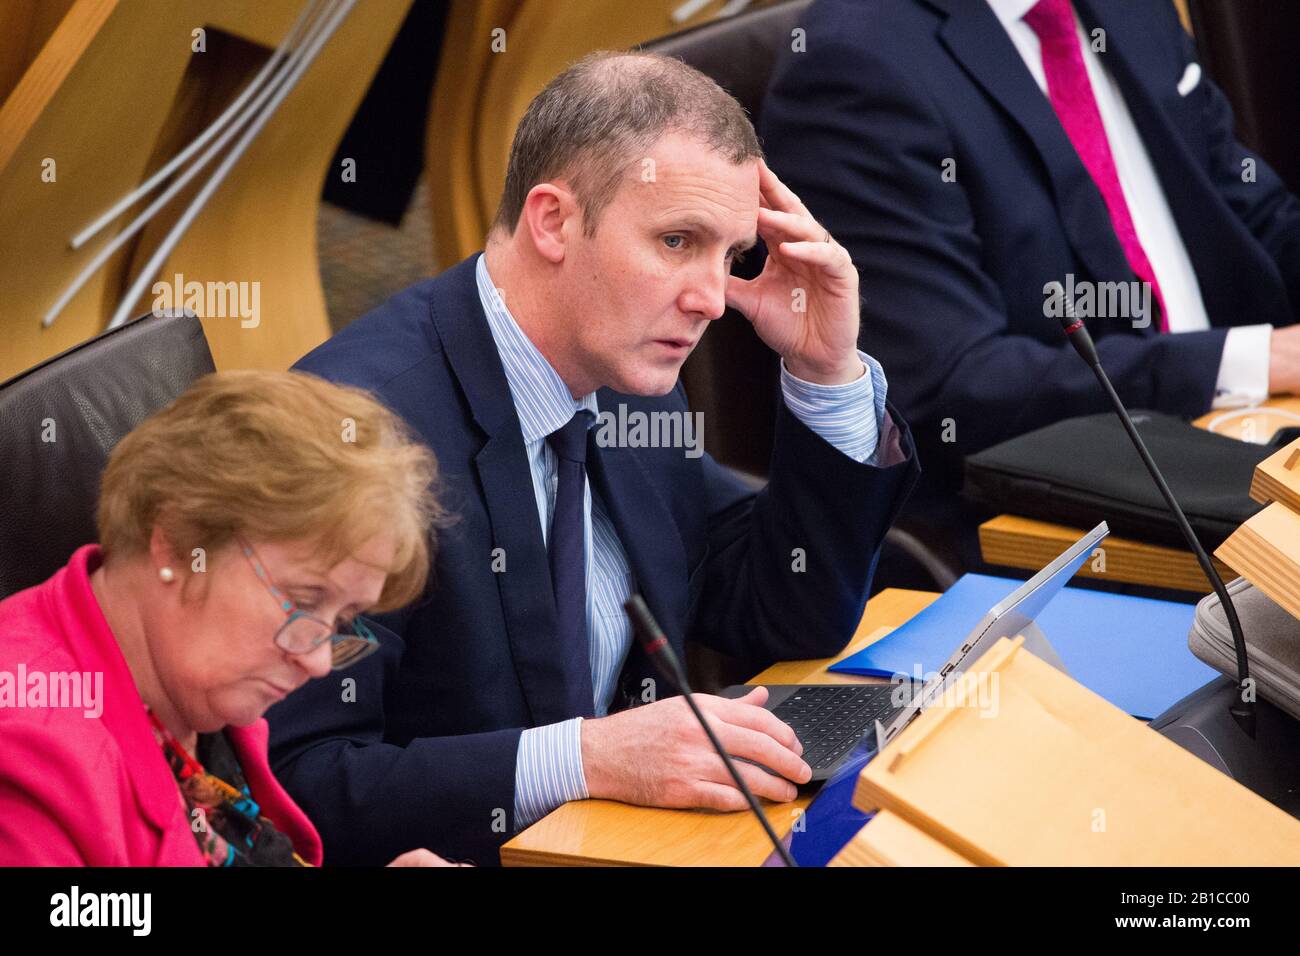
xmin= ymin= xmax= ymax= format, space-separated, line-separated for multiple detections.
xmin=269 ymin=51 xmax=917 ymax=864
xmin=762 ymin=0 xmax=1300 ymax=552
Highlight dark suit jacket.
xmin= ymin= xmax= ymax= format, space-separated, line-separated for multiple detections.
xmin=762 ymin=0 xmax=1300 ymax=497
xmin=267 ymin=254 xmax=918 ymax=864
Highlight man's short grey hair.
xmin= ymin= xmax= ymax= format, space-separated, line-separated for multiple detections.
xmin=492 ymin=51 xmax=763 ymax=237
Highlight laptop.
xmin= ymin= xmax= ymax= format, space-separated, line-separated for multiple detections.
xmin=722 ymin=521 xmax=1109 ymax=782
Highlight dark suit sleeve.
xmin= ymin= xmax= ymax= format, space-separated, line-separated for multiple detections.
xmin=688 ymin=396 xmax=918 ymax=666
xmin=760 ymin=35 xmax=1227 ymax=462
xmin=1181 ymin=29 xmax=1300 ymax=318
xmin=267 ymin=611 xmax=522 ymax=866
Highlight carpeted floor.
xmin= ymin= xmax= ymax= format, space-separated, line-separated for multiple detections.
xmin=316 ymin=177 xmax=438 ymax=334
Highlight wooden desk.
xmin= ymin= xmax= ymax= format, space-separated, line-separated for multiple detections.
xmin=979 ymin=514 xmax=1237 ymax=592
xmin=500 ymin=587 xmax=940 ymax=867
xmin=979 ymin=397 xmax=1300 ymax=591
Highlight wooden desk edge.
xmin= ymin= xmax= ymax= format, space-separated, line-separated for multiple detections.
xmin=500 ymin=587 xmax=942 ymax=867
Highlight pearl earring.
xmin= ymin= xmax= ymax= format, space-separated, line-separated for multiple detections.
xmin=158 ymin=566 xmax=176 ymax=584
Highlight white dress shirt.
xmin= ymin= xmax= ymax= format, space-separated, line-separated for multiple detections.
xmin=987 ymin=0 xmax=1271 ymax=407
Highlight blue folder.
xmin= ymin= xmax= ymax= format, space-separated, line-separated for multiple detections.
xmin=829 ymin=574 xmax=1218 ymax=719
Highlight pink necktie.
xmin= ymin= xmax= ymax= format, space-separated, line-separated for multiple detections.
xmin=1024 ymin=0 xmax=1168 ymax=331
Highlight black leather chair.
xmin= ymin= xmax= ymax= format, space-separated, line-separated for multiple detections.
xmin=0 ymin=311 xmax=214 ymax=599
xmin=646 ymin=0 xmax=961 ymax=592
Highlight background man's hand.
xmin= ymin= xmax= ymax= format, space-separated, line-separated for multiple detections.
xmin=725 ymin=159 xmax=863 ymax=386
xmin=1269 ymin=325 xmax=1300 ymax=395
xmin=579 ymin=686 xmax=811 ymax=810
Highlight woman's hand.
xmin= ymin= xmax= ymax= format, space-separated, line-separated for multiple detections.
xmin=385 ymin=848 xmax=467 ymax=866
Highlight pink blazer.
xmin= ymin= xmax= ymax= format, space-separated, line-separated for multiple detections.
xmin=0 ymin=545 xmax=323 ymax=866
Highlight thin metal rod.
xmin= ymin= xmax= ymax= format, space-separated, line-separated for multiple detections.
xmin=70 ymin=0 xmax=325 ymax=251
xmin=44 ymin=0 xmax=339 ymax=329
xmin=107 ymin=0 xmax=356 ymax=330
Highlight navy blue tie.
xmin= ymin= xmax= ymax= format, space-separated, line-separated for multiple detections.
xmin=546 ymin=411 xmax=593 ymax=716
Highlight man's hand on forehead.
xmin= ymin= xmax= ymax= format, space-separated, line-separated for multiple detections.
xmin=724 ymin=160 xmax=865 ymax=387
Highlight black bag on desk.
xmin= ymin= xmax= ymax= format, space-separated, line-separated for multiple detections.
xmin=961 ymin=411 xmax=1273 ymax=549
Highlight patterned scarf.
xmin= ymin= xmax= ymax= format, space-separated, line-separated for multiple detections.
xmin=147 ymin=709 xmax=309 ymax=867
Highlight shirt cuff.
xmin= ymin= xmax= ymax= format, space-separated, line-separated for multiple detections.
xmin=513 ymin=717 xmax=589 ymax=830
xmin=780 ymin=349 xmax=889 ymax=464
xmin=1213 ymin=325 xmax=1272 ymax=409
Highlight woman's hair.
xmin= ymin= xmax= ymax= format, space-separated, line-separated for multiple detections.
xmin=97 ymin=369 xmax=443 ymax=612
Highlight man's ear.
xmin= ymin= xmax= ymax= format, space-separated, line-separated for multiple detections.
xmin=520 ymin=182 xmax=580 ymax=263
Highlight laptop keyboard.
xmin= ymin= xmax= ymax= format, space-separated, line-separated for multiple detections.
xmin=773 ymin=685 xmax=907 ymax=772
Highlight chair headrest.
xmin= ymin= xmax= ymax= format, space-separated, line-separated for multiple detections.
xmin=0 ymin=311 xmax=214 ymax=599
xmin=644 ymin=0 xmax=815 ymax=125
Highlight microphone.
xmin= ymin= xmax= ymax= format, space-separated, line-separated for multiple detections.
xmin=1048 ymin=281 xmax=1256 ymax=737
xmin=623 ymin=594 xmax=799 ymax=867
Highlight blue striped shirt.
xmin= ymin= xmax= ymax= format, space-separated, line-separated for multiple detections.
xmin=474 ymin=255 xmax=889 ymax=829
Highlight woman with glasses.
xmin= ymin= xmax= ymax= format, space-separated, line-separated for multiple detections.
xmin=0 ymin=370 xmax=454 ymax=866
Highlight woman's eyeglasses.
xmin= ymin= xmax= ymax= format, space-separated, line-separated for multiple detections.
xmin=238 ymin=538 xmax=380 ymax=671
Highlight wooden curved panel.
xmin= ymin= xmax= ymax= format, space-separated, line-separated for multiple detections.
xmin=0 ymin=0 xmax=413 ymax=379
xmin=0 ymin=0 xmax=79 ymax=107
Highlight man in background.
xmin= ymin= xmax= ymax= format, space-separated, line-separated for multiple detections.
xmin=763 ymin=0 xmax=1300 ymax=557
